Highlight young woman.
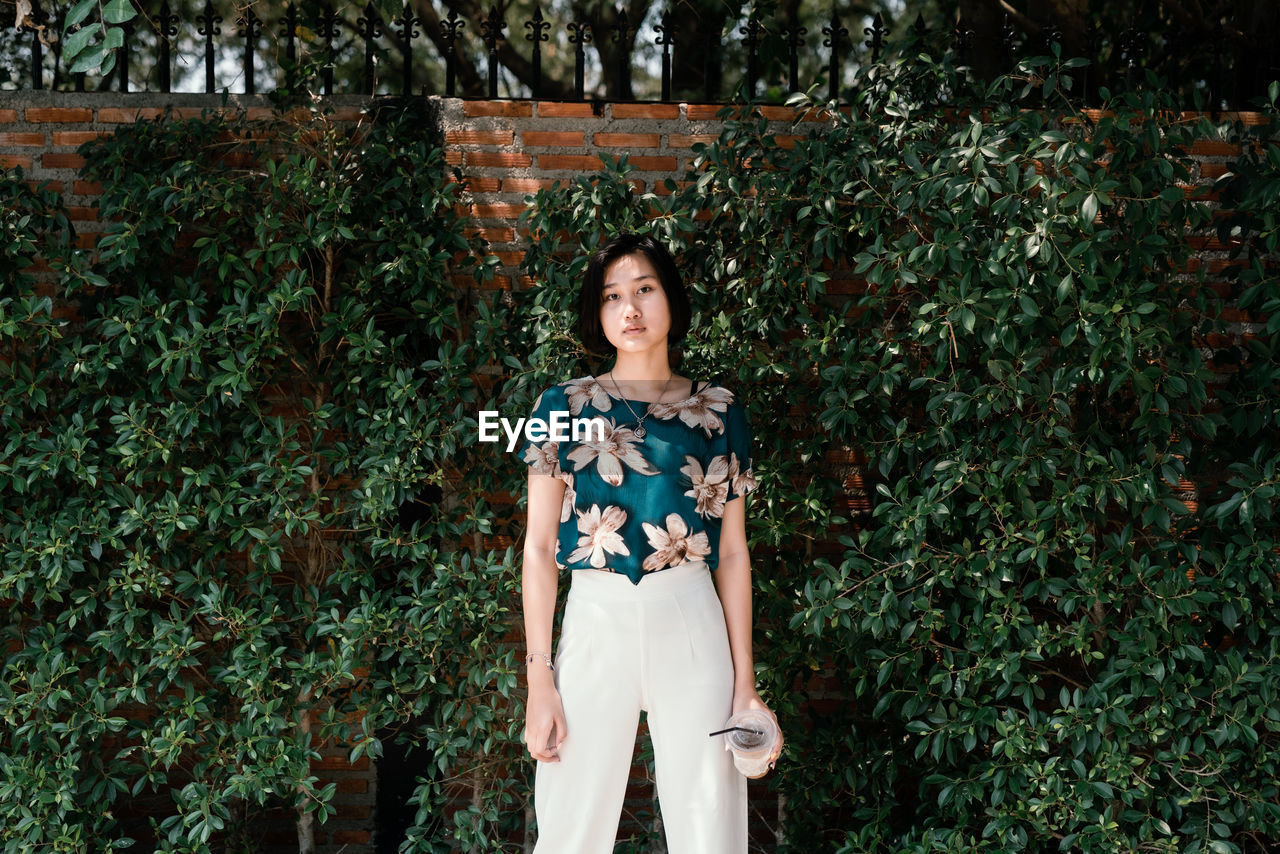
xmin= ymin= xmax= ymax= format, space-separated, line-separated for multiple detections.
xmin=518 ymin=232 xmax=782 ymax=852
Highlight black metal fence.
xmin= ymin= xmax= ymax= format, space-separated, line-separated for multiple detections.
xmin=4 ymin=1 xmax=1276 ymax=107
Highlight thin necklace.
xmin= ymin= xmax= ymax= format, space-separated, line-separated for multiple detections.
xmin=605 ymin=371 xmax=672 ymax=439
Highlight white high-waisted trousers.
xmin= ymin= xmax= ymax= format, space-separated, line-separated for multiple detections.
xmin=532 ymin=560 xmax=747 ymax=853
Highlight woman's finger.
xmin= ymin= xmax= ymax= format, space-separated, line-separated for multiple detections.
xmin=553 ymin=712 xmax=568 ymax=750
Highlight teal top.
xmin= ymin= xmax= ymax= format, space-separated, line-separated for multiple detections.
xmin=518 ymin=376 xmax=758 ymax=585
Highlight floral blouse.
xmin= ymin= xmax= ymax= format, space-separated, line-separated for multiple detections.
xmin=518 ymin=376 xmax=758 ymax=585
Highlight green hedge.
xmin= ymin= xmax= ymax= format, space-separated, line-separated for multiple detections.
xmin=2 ymin=52 xmax=1279 ymax=852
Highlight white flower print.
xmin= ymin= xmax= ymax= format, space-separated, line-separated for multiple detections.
xmin=523 ymin=440 xmax=560 ymax=476
xmin=641 ymin=513 xmax=711 ymax=572
xmin=564 ymin=377 xmax=613 ymax=416
xmin=681 ymin=455 xmax=731 ymax=518
xmin=728 ymin=452 xmax=759 ymax=497
xmin=649 ymin=385 xmax=735 ymax=436
xmin=567 ymin=504 xmax=630 ymax=568
xmin=558 ymin=471 xmax=576 ymax=523
xmin=565 ymin=418 xmax=657 ymax=486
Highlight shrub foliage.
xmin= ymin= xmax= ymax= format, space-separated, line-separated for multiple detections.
xmin=2 ymin=53 xmax=1279 ymax=853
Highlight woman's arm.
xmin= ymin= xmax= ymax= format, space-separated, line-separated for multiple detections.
xmin=522 ymin=470 xmax=567 ymax=762
xmin=713 ymin=494 xmax=784 ymax=764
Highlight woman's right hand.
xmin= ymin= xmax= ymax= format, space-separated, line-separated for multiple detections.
xmin=524 ymin=682 xmax=568 ymax=763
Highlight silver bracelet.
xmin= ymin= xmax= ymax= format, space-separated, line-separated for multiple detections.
xmin=526 ymin=651 xmax=554 ymax=672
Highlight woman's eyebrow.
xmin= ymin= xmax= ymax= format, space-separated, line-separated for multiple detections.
xmin=602 ymin=274 xmax=658 ymax=289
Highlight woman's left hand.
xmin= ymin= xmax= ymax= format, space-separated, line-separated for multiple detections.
xmin=732 ymin=684 xmax=783 ymax=775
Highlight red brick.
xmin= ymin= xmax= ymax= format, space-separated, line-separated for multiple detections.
xmin=335 ymin=778 xmax=368 ymax=794
xmin=0 ymin=132 xmax=45 ymax=146
xmin=73 ymin=180 xmax=102 ymax=195
xmin=52 ymin=131 xmax=106 ymax=146
xmin=502 ymin=177 xmax=557 ymax=193
xmin=315 ymin=753 xmax=369 ymax=771
xmin=66 ymin=205 xmax=99 ymax=221
xmin=536 ymin=102 xmax=598 ymax=117
xmin=445 ymin=150 xmax=463 ymax=165
xmin=594 ymin=132 xmax=660 ymax=148
xmin=522 ymin=130 xmax=585 ymax=146
xmin=445 ymin=129 xmax=516 ymax=146
xmin=74 ymin=232 xmax=99 ymax=248
xmin=1198 ymin=163 xmax=1229 ymax=179
xmin=537 ymin=153 xmax=603 ymax=171
xmin=668 ymin=133 xmax=719 ymax=148
xmin=0 ymin=109 xmax=17 ymax=123
xmin=462 ymin=202 xmax=528 ymax=219
xmin=1191 ymin=140 xmax=1241 ymax=157
xmin=757 ymin=105 xmax=802 ymax=121
xmin=1 ymin=154 xmax=34 ymax=170
xmin=1231 ymin=111 xmax=1267 ymax=126
xmin=29 ymin=180 xmax=64 ymax=194
xmin=455 ymin=175 xmax=502 ymax=192
xmin=611 ymin=103 xmax=679 ymax=119
xmin=26 ymin=107 xmax=93 ymax=123
xmin=685 ymin=104 xmax=725 ymax=121
xmin=327 ymin=106 xmax=366 ymax=122
xmin=621 ymin=155 xmax=678 ymax=171
xmin=463 ymin=101 xmax=533 ymax=117
xmin=466 ymin=226 xmax=516 ymax=243
xmin=466 ymin=150 xmax=533 ymax=168
xmin=96 ymin=107 xmax=164 ymax=123
xmin=494 ymin=250 xmax=525 ymax=265
xmin=331 ymin=831 xmax=371 ymax=844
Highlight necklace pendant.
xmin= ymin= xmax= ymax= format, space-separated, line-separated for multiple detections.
xmin=634 ymin=425 xmax=646 ymax=439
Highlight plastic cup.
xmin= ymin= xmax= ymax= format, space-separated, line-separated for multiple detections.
xmin=719 ymin=710 xmax=780 ymax=778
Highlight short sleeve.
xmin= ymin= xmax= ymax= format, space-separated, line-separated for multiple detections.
xmin=724 ymin=398 xmax=759 ymax=501
xmin=516 ymin=386 xmax=563 ymax=477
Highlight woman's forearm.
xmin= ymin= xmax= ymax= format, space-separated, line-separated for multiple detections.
xmin=713 ymin=549 xmax=757 ymax=690
xmin=522 ymin=545 xmax=560 ymax=691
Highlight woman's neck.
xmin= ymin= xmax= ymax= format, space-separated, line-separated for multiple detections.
xmin=608 ymin=349 xmax=673 ymax=383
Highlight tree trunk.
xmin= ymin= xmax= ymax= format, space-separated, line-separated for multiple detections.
xmin=296 ymin=705 xmax=316 ymax=854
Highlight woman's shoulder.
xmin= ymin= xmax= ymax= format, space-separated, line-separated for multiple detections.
xmin=532 ymin=376 xmax=593 ymax=399
xmin=690 ymin=378 xmax=744 ymax=408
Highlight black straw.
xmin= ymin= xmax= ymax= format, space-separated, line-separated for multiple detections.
xmin=708 ymin=726 xmax=764 ymax=737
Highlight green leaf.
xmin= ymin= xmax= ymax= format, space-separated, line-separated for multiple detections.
xmin=103 ymin=0 xmax=137 ymax=25
xmin=62 ymin=23 xmax=100 ymax=64
xmin=66 ymin=0 xmax=97 ymax=29
xmin=1081 ymin=193 xmax=1099 ymax=223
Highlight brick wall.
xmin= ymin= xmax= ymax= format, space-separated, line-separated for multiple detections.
xmin=1 ymin=90 xmax=1268 ymax=853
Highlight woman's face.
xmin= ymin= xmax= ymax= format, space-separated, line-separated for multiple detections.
xmin=599 ymin=252 xmax=671 ymax=356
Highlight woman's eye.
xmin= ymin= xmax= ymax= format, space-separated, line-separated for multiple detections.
xmin=638 ymin=286 xmax=653 ymax=294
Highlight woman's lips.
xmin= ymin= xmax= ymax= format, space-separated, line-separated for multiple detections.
xmin=624 ymin=326 xmax=645 ymax=334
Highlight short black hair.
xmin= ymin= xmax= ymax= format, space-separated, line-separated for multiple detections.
xmin=576 ymin=233 xmax=691 ymax=356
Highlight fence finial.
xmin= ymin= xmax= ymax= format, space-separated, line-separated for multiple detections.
xmin=482 ymin=6 xmax=508 ymax=99
xmin=526 ymin=6 xmax=550 ymax=99
xmin=442 ymin=9 xmax=465 ymax=97
xmin=395 ymin=5 xmax=422 ymax=96
xmin=157 ymin=1 xmax=179 ymax=93
xmin=358 ymin=3 xmax=385 ymax=95
xmin=864 ymin=11 xmax=885 ymax=62
xmin=656 ymin=10 xmax=678 ymax=102
xmin=824 ymin=4 xmax=848 ymax=102
xmin=235 ymin=7 xmax=263 ymax=95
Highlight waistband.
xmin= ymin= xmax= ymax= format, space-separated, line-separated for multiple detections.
xmin=568 ymin=561 xmax=712 ymax=602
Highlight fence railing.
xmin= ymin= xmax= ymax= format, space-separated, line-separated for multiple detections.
xmin=4 ymin=1 xmax=1276 ymax=107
